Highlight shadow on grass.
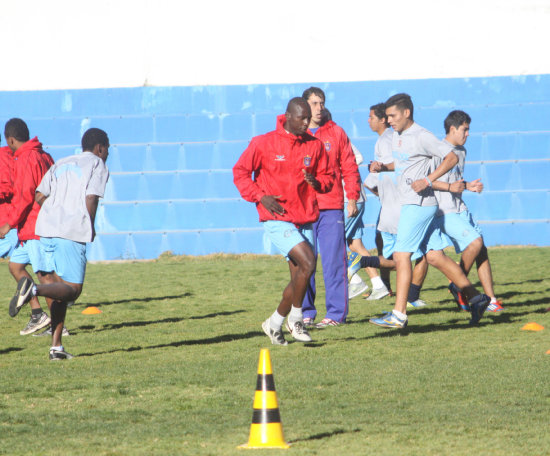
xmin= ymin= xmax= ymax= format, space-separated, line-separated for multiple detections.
xmin=77 ymin=330 xmax=266 ymax=357
xmin=0 ymin=347 xmax=24 ymax=356
xmin=289 ymin=428 xmax=361 ymax=443
xmin=72 ymin=310 xmax=246 ymax=334
xmin=75 ymin=292 xmax=193 ymax=308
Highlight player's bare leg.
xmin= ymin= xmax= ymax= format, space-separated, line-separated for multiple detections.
xmin=474 ymin=245 xmax=496 ymax=299
xmin=458 ymin=237 xmax=483 ymax=276
xmin=393 ymin=251 xmax=413 ymax=314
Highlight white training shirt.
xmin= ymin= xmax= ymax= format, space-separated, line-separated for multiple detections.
xmin=392 ymin=123 xmax=454 ymax=206
xmin=35 ymin=151 xmax=110 ymax=243
xmin=432 ymin=140 xmax=468 ymax=215
xmin=365 ymin=171 xmax=400 ymax=235
xmin=374 ymin=128 xmax=393 ymax=162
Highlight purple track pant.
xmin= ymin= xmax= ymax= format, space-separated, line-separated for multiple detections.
xmin=301 ymin=209 xmax=349 ymax=322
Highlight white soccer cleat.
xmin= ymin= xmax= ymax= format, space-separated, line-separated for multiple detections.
xmin=285 ymin=320 xmax=312 ymax=342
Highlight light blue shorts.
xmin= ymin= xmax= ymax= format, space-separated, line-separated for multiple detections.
xmin=10 ymin=239 xmax=51 ymax=273
xmin=263 ymin=220 xmax=314 ymax=260
xmin=438 ymin=210 xmax=482 ymax=254
xmin=41 ymin=237 xmax=87 ymax=284
xmin=381 ymin=231 xmax=424 ymax=261
xmin=0 ymin=229 xmax=18 ymax=258
xmin=345 ymin=202 xmax=365 ymax=241
xmin=395 ymin=204 xmax=450 ymax=255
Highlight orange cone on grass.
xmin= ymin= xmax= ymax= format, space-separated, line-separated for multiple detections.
xmin=238 ymin=349 xmax=289 ymax=449
xmin=521 ymin=322 xmax=544 ymax=331
xmin=82 ymin=306 xmax=102 ymax=315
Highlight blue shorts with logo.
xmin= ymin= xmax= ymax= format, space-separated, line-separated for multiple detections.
xmin=395 ymin=204 xmax=450 ymax=255
xmin=41 ymin=237 xmax=87 ymax=284
xmin=263 ymin=220 xmax=314 ymax=260
xmin=345 ymin=202 xmax=365 ymax=242
xmin=0 ymin=229 xmax=18 ymax=258
xmin=381 ymin=231 xmax=424 ymax=261
xmin=438 ymin=210 xmax=482 ymax=254
xmin=10 ymin=239 xmax=51 ymax=273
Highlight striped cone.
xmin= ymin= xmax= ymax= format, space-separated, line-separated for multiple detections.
xmin=238 ymin=349 xmax=290 ymax=449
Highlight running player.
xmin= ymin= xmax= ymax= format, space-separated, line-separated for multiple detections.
xmin=431 ymin=110 xmax=503 ymax=313
xmin=368 ymin=94 xmax=490 ymax=328
xmin=233 ymin=98 xmax=333 ymax=345
xmin=9 ymin=128 xmax=110 ymax=360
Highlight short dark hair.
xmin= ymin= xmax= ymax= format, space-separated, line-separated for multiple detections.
xmin=4 ymin=118 xmax=30 ymax=142
xmin=302 ymin=86 xmax=325 ymax=102
xmin=81 ymin=128 xmax=109 ymax=152
xmin=370 ymin=102 xmax=390 ymax=127
xmin=385 ymin=93 xmax=414 ymax=120
xmin=444 ymin=110 xmax=472 ymax=134
xmin=321 ymin=108 xmax=332 ymax=124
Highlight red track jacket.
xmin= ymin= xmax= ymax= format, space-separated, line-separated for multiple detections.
xmin=0 ymin=146 xmax=14 ymax=224
xmin=233 ymin=114 xmax=334 ymax=225
xmin=7 ymin=137 xmax=54 ymax=241
xmin=309 ymin=120 xmax=360 ymax=210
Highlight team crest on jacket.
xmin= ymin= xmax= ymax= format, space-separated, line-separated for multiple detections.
xmin=324 ymin=141 xmax=331 ymax=151
xmin=303 ymin=155 xmax=311 ymax=167
xmin=275 ymin=155 xmax=286 ymax=161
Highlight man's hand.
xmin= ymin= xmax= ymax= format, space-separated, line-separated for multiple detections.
xmin=302 ymin=169 xmax=320 ymax=191
xmin=411 ymin=178 xmax=429 ymax=193
xmin=369 ymin=161 xmax=383 ymax=173
xmin=260 ymin=195 xmax=285 ymax=216
xmin=466 ymin=178 xmax=483 ymax=193
xmin=0 ymin=223 xmax=11 ymax=239
xmin=347 ymin=199 xmax=358 ymax=217
xmin=449 ymin=180 xmax=466 ymax=193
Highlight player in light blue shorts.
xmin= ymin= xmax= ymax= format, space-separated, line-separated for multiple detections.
xmin=9 ymin=239 xmax=49 ymax=272
xmin=0 ymin=229 xmax=18 ymax=258
xmin=438 ymin=210 xmax=481 ymax=254
xmin=41 ymin=237 xmax=87 ymax=284
xmin=264 ymin=220 xmax=314 ymax=260
xmin=394 ymin=204 xmax=450 ymax=255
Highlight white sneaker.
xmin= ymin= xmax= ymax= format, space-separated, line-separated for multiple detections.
xmin=261 ymin=319 xmax=287 ymax=346
xmin=285 ymin=319 xmax=312 ymax=342
xmin=366 ymin=286 xmax=390 ymax=301
xmin=349 ymin=279 xmax=369 ymax=299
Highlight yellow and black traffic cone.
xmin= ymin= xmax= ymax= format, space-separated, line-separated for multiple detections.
xmin=238 ymin=348 xmax=290 ymax=449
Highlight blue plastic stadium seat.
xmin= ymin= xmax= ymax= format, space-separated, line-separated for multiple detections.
xmin=42 ymin=145 xmax=80 ymax=163
xmin=176 ymin=143 xmax=216 ymax=170
xmin=517 ymin=161 xmax=550 ymax=190
xmin=478 ymin=162 xmax=521 ymax=192
xmin=518 ymin=132 xmax=550 ymax=159
xmin=91 ymin=116 xmax=154 ymax=145
xmin=215 ymin=141 xmax=249 ymax=169
xmin=350 ymin=137 xmax=378 ymax=161
xmin=28 ymin=118 xmax=83 ymax=147
xmin=220 ymin=113 xmax=253 ymax=141
xmin=147 ymin=144 xmax=182 ymax=171
xmin=108 ymin=145 xmax=148 ymax=172
xmin=482 ymin=133 xmax=518 ymax=161
xmin=253 ymin=112 xmax=277 ymax=136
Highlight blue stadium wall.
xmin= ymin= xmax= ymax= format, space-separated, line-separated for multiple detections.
xmin=1 ymin=74 xmax=549 ymax=261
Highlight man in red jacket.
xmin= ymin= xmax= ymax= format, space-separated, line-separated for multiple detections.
xmin=233 ymin=97 xmax=334 ymax=345
xmin=301 ymin=87 xmax=361 ymax=327
xmin=0 ymin=140 xmax=18 ymax=260
xmin=0 ymin=118 xmax=55 ymax=335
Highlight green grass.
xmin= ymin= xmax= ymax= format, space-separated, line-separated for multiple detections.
xmin=0 ymin=247 xmax=549 ymax=455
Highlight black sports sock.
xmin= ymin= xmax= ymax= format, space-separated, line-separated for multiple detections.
xmin=360 ymin=256 xmax=380 ymax=269
xmin=407 ymin=283 xmax=421 ymax=303
xmin=31 ymin=308 xmax=43 ymax=318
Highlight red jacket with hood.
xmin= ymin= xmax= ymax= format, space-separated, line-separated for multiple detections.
xmin=309 ymin=120 xmax=360 ymax=210
xmin=7 ymin=137 xmax=54 ymax=241
xmin=0 ymin=146 xmax=14 ymax=224
xmin=233 ymin=114 xmax=334 ymax=225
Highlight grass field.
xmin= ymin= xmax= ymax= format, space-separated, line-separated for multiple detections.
xmin=0 ymin=247 xmax=549 ymax=455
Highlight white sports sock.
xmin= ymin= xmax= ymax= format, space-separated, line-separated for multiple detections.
xmin=288 ymin=305 xmax=303 ymax=324
xmin=50 ymin=345 xmax=63 ymax=351
xmin=393 ymin=309 xmax=407 ymax=320
xmin=350 ymin=273 xmax=363 ymax=285
xmin=490 ymin=297 xmax=497 ymax=303
xmin=371 ymin=276 xmax=384 ymax=289
xmin=269 ymin=311 xmax=285 ymax=330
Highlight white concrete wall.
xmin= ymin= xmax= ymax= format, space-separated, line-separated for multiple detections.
xmin=2 ymin=0 xmax=550 ymax=91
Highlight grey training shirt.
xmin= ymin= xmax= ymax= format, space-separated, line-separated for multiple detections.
xmin=432 ymin=140 xmax=468 ymax=215
xmin=392 ymin=123 xmax=454 ymax=206
xmin=35 ymin=151 xmax=109 ymax=243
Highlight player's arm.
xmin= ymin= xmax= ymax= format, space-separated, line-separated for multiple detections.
xmin=431 ymin=179 xmax=466 ymax=193
xmin=35 ymin=191 xmax=48 ymax=206
xmin=370 ymin=161 xmax=395 ymax=172
xmin=412 ymin=151 xmax=458 ymax=192
xmin=86 ymin=194 xmax=100 ymax=241
xmin=308 ymin=142 xmax=334 ymax=194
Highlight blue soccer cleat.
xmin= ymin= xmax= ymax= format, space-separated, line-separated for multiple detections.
xmin=369 ymin=311 xmax=408 ymax=329
xmin=448 ymin=282 xmax=470 ymax=312
xmin=469 ymin=294 xmax=490 ymax=325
